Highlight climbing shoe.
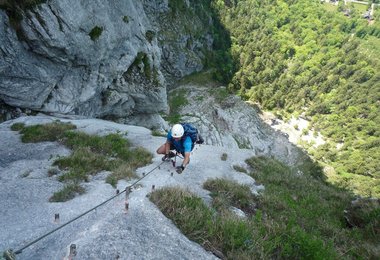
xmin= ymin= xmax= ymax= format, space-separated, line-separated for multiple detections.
xmin=162 ymin=151 xmax=176 ymax=161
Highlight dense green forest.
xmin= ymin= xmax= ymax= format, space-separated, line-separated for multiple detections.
xmin=208 ymin=0 xmax=380 ymax=197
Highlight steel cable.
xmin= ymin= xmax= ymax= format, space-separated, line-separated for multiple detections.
xmin=11 ymin=160 xmax=165 ymax=255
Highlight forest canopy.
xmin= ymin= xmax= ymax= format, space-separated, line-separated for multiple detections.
xmin=210 ymin=0 xmax=380 ymax=197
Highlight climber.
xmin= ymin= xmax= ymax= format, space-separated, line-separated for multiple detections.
xmin=156 ymin=123 xmax=203 ymax=174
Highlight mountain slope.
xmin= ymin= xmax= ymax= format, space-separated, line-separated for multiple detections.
xmin=0 ymin=115 xmax=260 ymax=259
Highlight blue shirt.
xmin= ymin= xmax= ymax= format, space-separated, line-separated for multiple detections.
xmin=167 ymin=131 xmax=193 ymax=153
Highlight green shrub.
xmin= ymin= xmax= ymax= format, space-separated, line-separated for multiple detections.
xmin=49 ymin=184 xmax=85 ymax=202
xmin=221 ymin=153 xmax=228 ymax=161
xmin=122 ymin=15 xmax=129 ymax=23
xmin=163 ymin=114 xmax=182 ymax=124
xmin=302 ymin=128 xmax=309 ymax=136
xmin=10 ymin=122 xmax=25 ymax=131
xmin=128 ymin=52 xmax=152 ymax=78
xmin=89 ymin=26 xmax=103 ymax=41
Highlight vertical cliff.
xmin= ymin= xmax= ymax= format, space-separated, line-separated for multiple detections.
xmin=0 ymin=0 xmax=213 ymax=125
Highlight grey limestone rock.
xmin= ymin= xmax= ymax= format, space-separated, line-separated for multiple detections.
xmin=0 ymin=0 xmax=212 ymax=126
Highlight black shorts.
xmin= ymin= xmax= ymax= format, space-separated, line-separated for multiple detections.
xmin=170 ymin=144 xmax=185 ymax=156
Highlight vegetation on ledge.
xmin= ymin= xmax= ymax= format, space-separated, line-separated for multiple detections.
xmin=150 ymin=156 xmax=380 ymax=259
xmin=11 ymin=121 xmax=152 ymax=201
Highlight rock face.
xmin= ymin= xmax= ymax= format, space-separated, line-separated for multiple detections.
xmin=0 ymin=115 xmax=259 ymax=259
xmin=171 ymin=85 xmax=306 ymax=166
xmin=0 ymin=0 xmax=212 ymax=124
xmin=0 ymin=0 xmax=306 ymax=166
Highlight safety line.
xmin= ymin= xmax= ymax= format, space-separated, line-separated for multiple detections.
xmin=12 ymin=160 xmax=165 ymax=255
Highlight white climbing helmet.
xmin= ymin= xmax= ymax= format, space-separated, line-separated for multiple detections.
xmin=171 ymin=124 xmax=184 ymax=138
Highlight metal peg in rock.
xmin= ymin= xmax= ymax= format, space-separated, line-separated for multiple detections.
xmin=2 ymin=249 xmax=16 ymax=260
xmin=125 ymin=201 xmax=129 ymax=212
xmin=54 ymin=213 xmax=60 ymax=223
xmin=125 ymin=187 xmax=132 ymax=199
xmin=69 ymin=244 xmax=77 ymax=257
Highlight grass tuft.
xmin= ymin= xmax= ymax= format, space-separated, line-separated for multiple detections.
xmin=149 ymin=187 xmax=214 ymax=245
xmin=105 ymin=163 xmax=138 ymax=188
xmin=89 ymin=26 xmax=103 ymax=41
xmin=203 ymin=178 xmax=256 ymax=215
xmin=49 ymin=184 xmax=85 ymax=202
xmin=14 ymin=121 xmax=152 ymax=201
xmin=150 ymin=156 xmax=380 ymax=258
xmin=10 ymin=122 xmax=25 ymax=131
xmin=165 ymin=89 xmax=188 ymax=124
xmin=233 ymin=165 xmax=247 ymax=173
xmin=19 ymin=121 xmax=76 ymax=143
xmin=122 ymin=15 xmax=129 ymax=23
xmin=55 ymin=147 xmax=112 ymax=182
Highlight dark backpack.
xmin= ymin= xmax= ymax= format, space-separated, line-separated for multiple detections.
xmin=181 ymin=123 xmax=204 ymax=145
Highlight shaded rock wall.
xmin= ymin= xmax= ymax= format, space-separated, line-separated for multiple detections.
xmin=0 ymin=0 xmax=213 ymax=124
